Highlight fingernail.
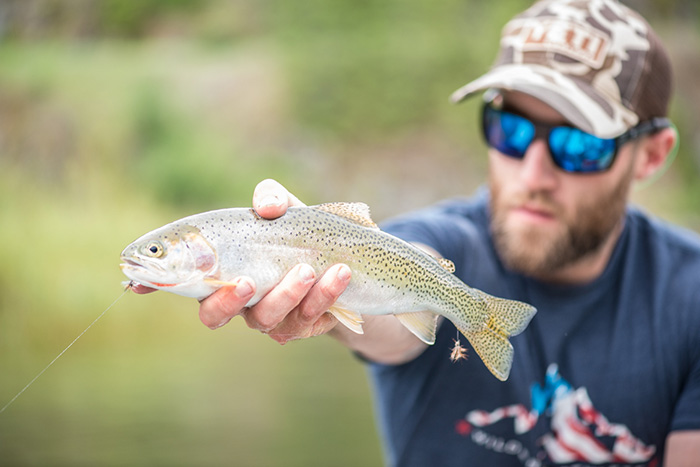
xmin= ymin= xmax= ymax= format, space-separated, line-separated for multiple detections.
xmin=234 ymin=278 xmax=254 ymax=298
xmin=259 ymin=195 xmax=282 ymax=208
xmin=336 ymin=264 xmax=351 ymax=282
xmin=211 ymin=317 xmax=232 ymax=330
xmin=297 ymin=264 xmax=315 ymax=284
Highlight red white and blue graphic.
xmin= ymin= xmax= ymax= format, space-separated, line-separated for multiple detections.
xmin=455 ymin=364 xmax=657 ymax=466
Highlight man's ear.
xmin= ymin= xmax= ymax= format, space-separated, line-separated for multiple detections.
xmin=634 ymin=127 xmax=677 ymax=182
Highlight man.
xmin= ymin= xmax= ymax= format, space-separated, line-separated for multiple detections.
xmin=143 ymin=0 xmax=700 ymax=465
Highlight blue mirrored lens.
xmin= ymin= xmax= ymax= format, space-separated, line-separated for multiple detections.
xmin=482 ymin=104 xmax=618 ymax=173
xmin=549 ymin=127 xmax=616 ymax=172
xmin=483 ymin=106 xmax=534 ymax=158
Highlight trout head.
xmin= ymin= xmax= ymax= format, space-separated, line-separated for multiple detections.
xmin=120 ymin=224 xmax=218 ymax=298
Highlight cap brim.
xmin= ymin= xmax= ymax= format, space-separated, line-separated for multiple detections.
xmin=450 ymin=64 xmax=638 ymax=139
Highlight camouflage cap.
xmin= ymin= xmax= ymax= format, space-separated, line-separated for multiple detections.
xmin=450 ymin=0 xmax=672 ymax=138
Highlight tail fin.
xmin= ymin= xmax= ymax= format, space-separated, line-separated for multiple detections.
xmin=455 ymin=294 xmax=536 ymax=381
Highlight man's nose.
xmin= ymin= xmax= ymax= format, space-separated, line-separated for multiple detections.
xmin=519 ymin=138 xmax=559 ymax=191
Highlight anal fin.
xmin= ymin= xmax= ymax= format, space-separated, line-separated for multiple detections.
xmin=394 ymin=310 xmax=439 ymax=345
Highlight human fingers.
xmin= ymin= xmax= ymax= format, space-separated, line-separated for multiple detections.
xmin=267 ymin=264 xmax=352 ymax=344
xmin=252 ymin=178 xmax=306 ymax=219
xmin=198 ymin=277 xmax=256 ymax=330
xmin=296 ymin=264 xmax=351 ymax=325
xmin=242 ymin=264 xmax=316 ymax=333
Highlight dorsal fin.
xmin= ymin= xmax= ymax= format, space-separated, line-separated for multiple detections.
xmin=313 ymin=203 xmax=379 ymax=229
xmin=438 ymin=258 xmax=456 ymax=273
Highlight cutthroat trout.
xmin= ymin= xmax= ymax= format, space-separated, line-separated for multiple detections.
xmin=120 ymin=203 xmax=536 ymax=380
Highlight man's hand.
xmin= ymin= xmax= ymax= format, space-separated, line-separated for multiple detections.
xmin=135 ymin=179 xmax=346 ymax=343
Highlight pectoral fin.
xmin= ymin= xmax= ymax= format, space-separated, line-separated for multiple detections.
xmin=203 ymin=279 xmax=239 ymax=288
xmin=394 ymin=310 xmax=440 ymax=345
xmin=329 ymin=305 xmax=365 ymax=334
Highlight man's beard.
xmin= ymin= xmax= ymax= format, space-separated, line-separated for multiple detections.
xmin=489 ymin=172 xmax=633 ymax=279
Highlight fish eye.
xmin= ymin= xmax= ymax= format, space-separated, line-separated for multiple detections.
xmin=145 ymin=241 xmax=164 ymax=257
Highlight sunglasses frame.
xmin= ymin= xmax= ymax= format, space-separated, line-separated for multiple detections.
xmin=481 ymin=95 xmax=671 ymax=174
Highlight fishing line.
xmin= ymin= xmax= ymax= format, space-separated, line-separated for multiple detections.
xmin=0 ymin=286 xmax=131 ymax=415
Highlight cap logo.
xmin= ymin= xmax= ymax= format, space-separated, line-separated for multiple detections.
xmin=508 ymin=19 xmax=609 ymax=69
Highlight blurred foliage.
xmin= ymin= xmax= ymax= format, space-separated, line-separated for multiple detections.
xmin=269 ymin=1 xmax=487 ymax=142
xmin=131 ymin=81 xmax=250 ymax=207
xmin=0 ymin=1 xmax=698 ymax=466
xmin=0 ymin=0 xmax=203 ymax=39
xmin=98 ymin=0 xmax=201 ymax=37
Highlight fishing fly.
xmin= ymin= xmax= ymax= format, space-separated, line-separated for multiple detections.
xmin=0 ymin=285 xmax=132 ymax=415
xmin=450 ymin=337 xmax=468 ymax=363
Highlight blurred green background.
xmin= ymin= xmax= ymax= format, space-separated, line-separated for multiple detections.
xmin=0 ymin=0 xmax=698 ymax=465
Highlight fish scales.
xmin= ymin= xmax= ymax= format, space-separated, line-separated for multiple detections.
xmin=121 ymin=203 xmax=536 ymax=380
xmin=238 ymin=208 xmax=478 ymax=324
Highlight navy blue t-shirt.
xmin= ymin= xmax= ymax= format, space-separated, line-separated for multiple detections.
xmin=371 ymin=191 xmax=700 ymax=466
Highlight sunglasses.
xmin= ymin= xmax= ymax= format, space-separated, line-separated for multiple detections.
xmin=481 ymin=101 xmax=671 ymax=173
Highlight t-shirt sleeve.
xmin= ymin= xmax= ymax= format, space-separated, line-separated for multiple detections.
xmin=669 ymin=288 xmax=700 ymax=430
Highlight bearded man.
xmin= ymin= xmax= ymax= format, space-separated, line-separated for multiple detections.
xmin=145 ymin=1 xmax=700 ymax=465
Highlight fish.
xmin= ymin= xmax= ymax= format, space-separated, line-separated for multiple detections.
xmin=120 ymin=203 xmax=536 ymax=380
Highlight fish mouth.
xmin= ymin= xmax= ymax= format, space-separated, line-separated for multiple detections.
xmin=120 ymin=256 xmax=145 ymax=272
xmin=119 ymin=256 xmax=188 ymax=289
xmin=120 ymin=256 xmax=173 ymax=289
xmin=119 ymin=256 xmax=166 ymax=274
xmin=120 ymin=257 xmax=140 ymax=268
